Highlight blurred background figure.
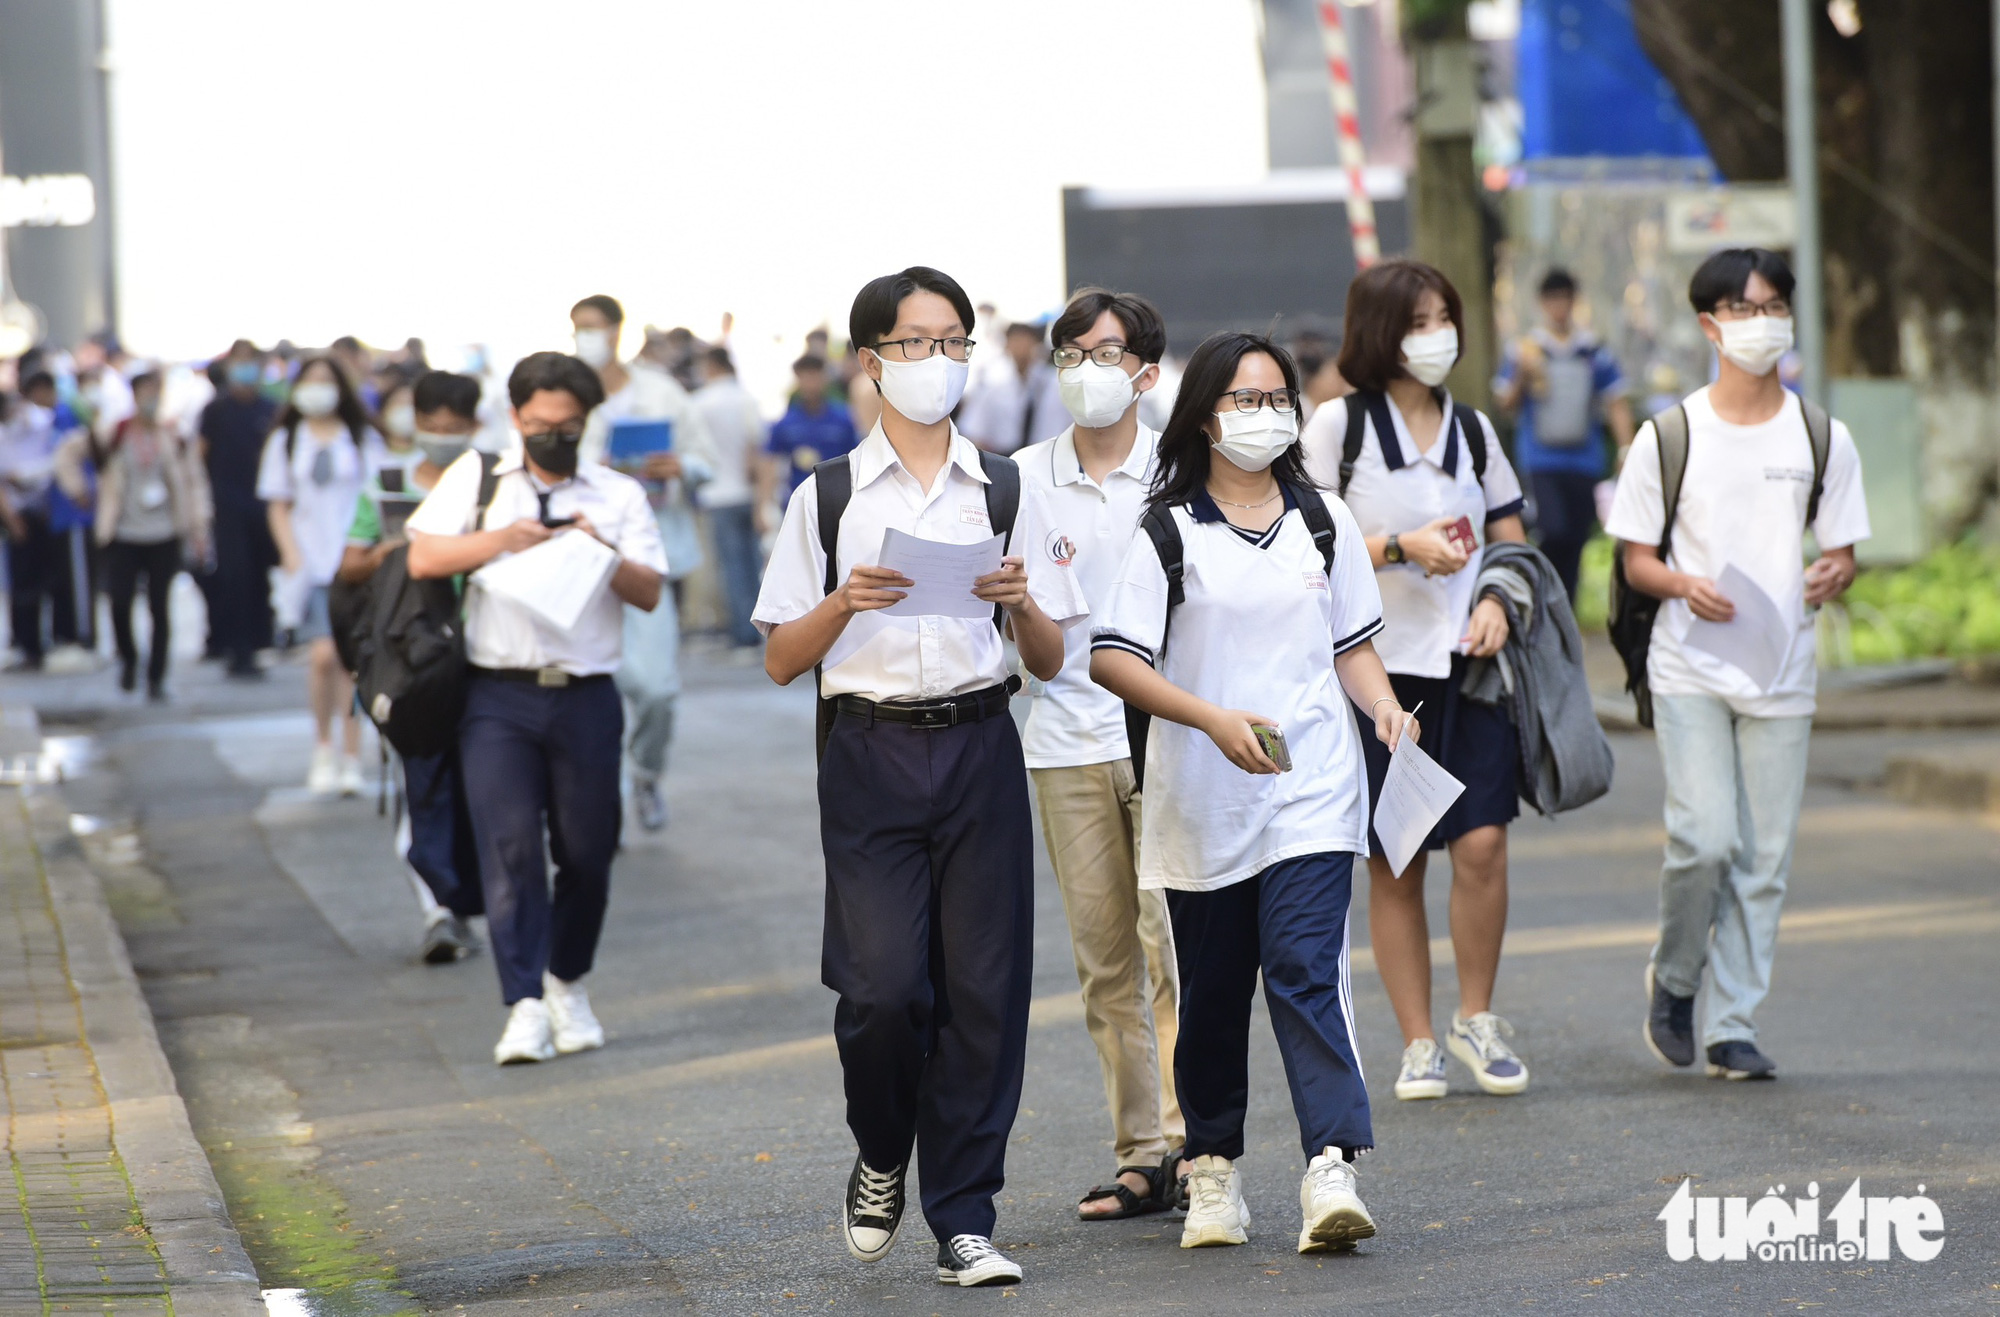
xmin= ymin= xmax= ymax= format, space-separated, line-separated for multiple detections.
xmin=691 ymin=346 xmax=766 ymax=650
xmin=200 ymin=341 xmax=279 ymax=678
xmin=763 ymin=354 xmax=858 ymax=514
xmin=1 ymin=370 xmax=65 ymax=670
xmin=958 ymin=320 xmax=1064 ymax=454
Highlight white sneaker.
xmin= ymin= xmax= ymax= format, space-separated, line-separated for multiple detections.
xmin=1446 ymin=1010 xmax=1530 ymax=1095
xmin=306 ymin=745 xmax=340 ymax=795
xmin=1394 ymin=1037 xmax=1449 ymax=1100
xmin=493 ymin=998 xmax=555 ymax=1065
xmin=542 ymin=971 xmax=605 ymax=1053
xmin=1297 ymin=1146 xmax=1376 ymax=1253
xmin=337 ymin=755 xmax=365 ymax=797
xmin=1179 ymin=1154 xmax=1250 ymax=1248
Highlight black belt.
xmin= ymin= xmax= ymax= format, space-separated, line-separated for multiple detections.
xmin=836 ymin=678 xmax=1018 ymax=729
xmin=470 ymin=665 xmax=612 ymax=688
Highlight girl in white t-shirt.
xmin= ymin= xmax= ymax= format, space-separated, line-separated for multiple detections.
xmin=1299 ymin=260 xmax=1534 ymax=1106
xmin=1091 ymin=332 xmax=1414 ymax=1257
xmin=256 ymin=356 xmax=385 ymax=797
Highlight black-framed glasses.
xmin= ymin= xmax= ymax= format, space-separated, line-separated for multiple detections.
xmin=1218 ymin=388 xmax=1299 ymax=414
xmin=521 ymin=426 xmax=586 ymax=443
xmin=1715 ymin=298 xmax=1792 ymax=319
xmin=1052 ymin=343 xmax=1146 ymax=369
xmin=872 ymin=336 xmax=976 ymax=362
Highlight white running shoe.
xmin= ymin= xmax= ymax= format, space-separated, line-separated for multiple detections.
xmin=337 ymin=754 xmax=365 ymax=797
xmin=1446 ymin=1011 xmax=1530 ymax=1095
xmin=543 ymin=971 xmax=605 ymax=1053
xmin=1297 ymin=1147 xmax=1376 ymax=1253
xmin=1394 ymin=1037 xmax=1449 ymax=1100
xmin=1179 ymin=1155 xmax=1250 ymax=1248
xmin=306 ymin=745 xmax=340 ymax=796
xmin=493 ymin=998 xmax=555 ymax=1065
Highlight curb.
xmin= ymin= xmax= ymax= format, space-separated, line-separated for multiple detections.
xmin=1884 ymin=745 xmax=2000 ymax=814
xmin=22 ymin=781 xmax=268 ymax=1316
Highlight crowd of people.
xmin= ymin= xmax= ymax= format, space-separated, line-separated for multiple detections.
xmin=0 ymin=244 xmax=1866 ymax=1287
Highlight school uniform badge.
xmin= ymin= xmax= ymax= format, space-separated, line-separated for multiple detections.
xmin=1046 ymin=532 xmax=1077 ymax=566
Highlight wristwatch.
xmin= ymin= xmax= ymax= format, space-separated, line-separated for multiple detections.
xmin=1385 ymin=533 xmax=1405 ymax=565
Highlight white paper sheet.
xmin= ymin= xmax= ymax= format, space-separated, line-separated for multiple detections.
xmin=1373 ymin=732 xmax=1467 ymax=879
xmin=470 ymin=529 xmax=619 ymax=633
xmin=1682 ymin=563 xmax=1792 ymax=692
xmin=877 ymin=529 xmax=1005 ymax=619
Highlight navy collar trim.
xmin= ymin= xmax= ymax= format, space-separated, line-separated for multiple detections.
xmin=1367 ymin=389 xmax=1461 ymax=478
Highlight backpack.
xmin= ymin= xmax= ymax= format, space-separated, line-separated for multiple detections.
xmin=1337 ymin=389 xmax=1487 ymax=496
xmin=1607 ymin=398 xmax=1831 ymax=728
xmin=340 ymin=453 xmax=500 ymax=758
xmin=1531 ymin=336 xmax=1599 ymax=447
xmin=1122 ymin=479 xmax=1339 ymax=790
xmin=811 ymin=449 xmax=1022 ymax=760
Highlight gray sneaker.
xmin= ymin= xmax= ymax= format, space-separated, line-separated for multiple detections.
xmin=420 ymin=913 xmax=476 ymax=964
xmin=635 ymin=780 xmax=668 ymax=832
xmin=1645 ymin=963 xmax=1697 ymax=1068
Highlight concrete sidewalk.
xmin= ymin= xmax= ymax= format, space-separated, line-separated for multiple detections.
xmin=0 ymin=710 xmax=262 ymax=1316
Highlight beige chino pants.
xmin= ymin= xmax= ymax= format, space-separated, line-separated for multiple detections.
xmin=1031 ymin=759 xmax=1184 ymax=1168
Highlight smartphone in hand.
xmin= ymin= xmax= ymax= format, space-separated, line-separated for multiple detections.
xmin=1253 ymin=724 xmax=1293 ymax=773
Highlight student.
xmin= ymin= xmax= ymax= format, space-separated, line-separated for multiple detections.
xmin=764 ymin=355 xmax=860 ymax=501
xmin=1494 ymin=269 xmax=1634 ymax=602
xmin=691 ymin=347 xmax=767 ymax=649
xmin=572 ymin=294 xmax=717 ymax=833
xmin=406 ymin=352 xmax=667 ymax=1066
xmin=1 ymin=372 xmax=64 ymax=670
xmin=199 ymin=341 xmax=280 ymax=678
xmin=1606 ymin=248 xmax=1868 ymax=1082
xmin=1013 ymin=288 xmax=1185 ymax=1221
xmin=1090 ymin=331 xmax=1407 ymax=1256
xmin=753 ymin=266 xmax=1085 ymax=1288
xmin=1300 ymin=259 xmax=1534 ymax=1103
xmin=258 ymin=357 xmax=386 ymax=796
xmin=958 ymin=321 xmax=1064 ymax=455
xmin=338 ymin=370 xmax=486 ymax=965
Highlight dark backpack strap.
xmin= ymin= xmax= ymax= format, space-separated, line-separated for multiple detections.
xmin=1800 ymin=398 xmax=1832 ymax=529
xmin=473 ymin=451 xmax=501 ymax=527
xmin=1455 ymin=403 xmax=1488 ymax=483
xmin=1654 ymin=404 xmax=1691 ymax=559
xmin=1285 ymin=480 xmax=1339 ymax=575
xmin=978 ymin=450 xmax=1022 ymax=632
xmin=1338 ymin=392 xmax=1370 ymax=494
xmin=1124 ymin=503 xmax=1187 ymax=793
xmin=811 ymin=455 xmax=854 ymax=762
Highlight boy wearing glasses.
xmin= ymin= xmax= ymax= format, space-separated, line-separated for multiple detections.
xmin=1013 ymin=289 xmax=1187 ymax=1222
xmin=1607 ymin=248 xmax=1868 ymax=1082
xmin=754 ymin=267 xmax=1086 ymax=1286
xmin=406 ymin=352 xmax=667 ymax=1067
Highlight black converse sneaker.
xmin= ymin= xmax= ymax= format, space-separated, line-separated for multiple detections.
xmin=843 ymin=1156 xmax=905 ymax=1262
xmin=935 ymin=1234 xmax=1022 ymax=1287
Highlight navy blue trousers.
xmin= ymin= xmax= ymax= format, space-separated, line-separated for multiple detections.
xmin=819 ymin=708 xmax=1034 ymax=1241
xmin=1167 ymin=852 xmax=1373 ymax=1161
xmin=459 ymin=675 xmax=624 ymax=1005
xmin=401 ymin=749 xmax=483 ymax=919
xmin=1527 ymin=468 xmax=1598 ymax=603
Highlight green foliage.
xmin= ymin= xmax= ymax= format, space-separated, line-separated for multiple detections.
xmin=1575 ymin=533 xmax=1615 ymax=632
xmin=1835 ymin=538 xmax=2000 ymax=664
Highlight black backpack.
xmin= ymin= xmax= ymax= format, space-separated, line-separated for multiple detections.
xmin=1123 ymin=480 xmax=1339 ymax=790
xmin=1607 ymin=399 xmax=1831 ymax=728
xmin=811 ymin=449 xmax=1022 ymax=760
xmin=1337 ymin=389 xmax=1487 ymax=495
xmin=341 ymin=453 xmax=500 ymax=758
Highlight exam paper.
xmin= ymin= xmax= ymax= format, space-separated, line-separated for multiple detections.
xmin=1373 ymin=732 xmax=1467 ymax=879
xmin=878 ymin=529 xmax=1004 ymax=619
xmin=470 ymin=529 xmax=619 ymax=633
xmin=1682 ymin=563 xmax=1792 ymax=692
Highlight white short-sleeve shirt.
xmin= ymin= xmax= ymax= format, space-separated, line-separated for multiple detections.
xmin=751 ymin=424 xmax=1088 ymax=703
xmin=1090 ymin=488 xmax=1385 ymax=892
xmin=1302 ymin=392 xmax=1524 ymax=678
xmin=1014 ymin=424 xmax=1158 ymax=768
xmin=404 ymin=450 xmax=667 ymax=676
xmin=255 ymin=423 xmax=387 ymax=586
xmin=1604 ymin=386 xmax=1869 ymax=718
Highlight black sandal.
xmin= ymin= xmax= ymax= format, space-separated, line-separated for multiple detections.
xmin=1076 ymin=1151 xmax=1181 ymax=1221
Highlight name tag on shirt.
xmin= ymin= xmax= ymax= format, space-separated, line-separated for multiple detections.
xmin=1303 ymin=570 xmax=1328 ymax=591
xmin=959 ymin=503 xmax=991 ymax=528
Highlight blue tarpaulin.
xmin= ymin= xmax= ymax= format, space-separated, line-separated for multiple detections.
xmin=1519 ymin=0 xmax=1712 ymax=162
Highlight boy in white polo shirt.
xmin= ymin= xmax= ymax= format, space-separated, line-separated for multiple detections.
xmin=1607 ymin=248 xmax=1868 ymax=1082
xmin=1014 ymin=288 xmax=1185 ymax=1221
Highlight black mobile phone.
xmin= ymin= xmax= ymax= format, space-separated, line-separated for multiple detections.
xmin=541 ymin=514 xmax=576 ymax=529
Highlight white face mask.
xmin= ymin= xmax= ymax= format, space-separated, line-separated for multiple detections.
xmin=871 ymin=351 xmax=969 ymax=426
xmin=1401 ymin=326 xmax=1459 ymax=388
xmin=416 ymin=431 xmax=472 ymax=468
xmin=574 ymin=328 xmax=614 ymax=369
xmin=382 ymin=403 xmax=416 ymax=440
xmin=1712 ymin=314 xmax=1793 ymax=377
xmin=292 ymin=381 xmax=340 ymax=418
xmin=1058 ymin=358 xmax=1145 ymax=429
xmin=1210 ymin=406 xmax=1299 ymax=472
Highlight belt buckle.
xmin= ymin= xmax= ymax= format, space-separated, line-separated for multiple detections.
xmin=535 ymin=667 xmax=570 ymax=688
xmin=909 ymin=703 xmax=956 ymax=730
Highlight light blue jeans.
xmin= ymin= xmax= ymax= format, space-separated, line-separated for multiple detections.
xmin=615 ymin=584 xmax=681 ymax=783
xmin=1650 ymin=693 xmax=1813 ymax=1047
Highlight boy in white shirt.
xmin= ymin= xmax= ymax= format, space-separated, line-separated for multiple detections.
xmin=1606 ymin=248 xmax=1869 ymax=1082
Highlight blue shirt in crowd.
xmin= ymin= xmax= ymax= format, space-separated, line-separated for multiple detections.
xmin=766 ymin=397 xmax=859 ymax=496
xmin=1495 ymin=330 xmax=1626 ymax=477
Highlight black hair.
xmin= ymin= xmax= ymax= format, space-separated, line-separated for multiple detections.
xmin=1052 ymin=288 xmax=1168 ymax=364
xmin=848 ymin=266 xmax=976 ymax=353
xmin=572 ymin=294 xmax=624 ymax=326
xmin=128 ymin=370 xmax=162 ymax=396
xmin=703 ymin=346 xmax=735 ymax=375
xmin=792 ymin=354 xmax=828 ymax=375
xmin=1539 ymin=268 xmax=1578 ymax=298
xmin=1149 ymin=332 xmax=1312 ymax=510
xmin=413 ymin=369 xmax=481 ymax=421
xmin=1687 ymin=248 xmax=1796 ymax=313
xmin=275 ymin=355 xmax=372 ymax=442
xmin=22 ymin=371 xmax=56 ymax=396
xmin=331 ymin=335 xmax=364 ymax=354
xmin=507 ymin=351 xmax=606 ymax=412
xmin=1005 ymin=321 xmax=1043 ymax=339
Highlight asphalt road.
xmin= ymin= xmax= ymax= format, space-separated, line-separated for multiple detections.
xmin=23 ymin=647 xmax=1999 ymax=1315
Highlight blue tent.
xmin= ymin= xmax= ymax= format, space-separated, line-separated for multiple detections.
xmin=1519 ymin=0 xmax=1713 ymax=162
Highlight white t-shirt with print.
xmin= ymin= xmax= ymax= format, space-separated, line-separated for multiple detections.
xmin=1090 ymin=491 xmax=1384 ymax=892
xmin=255 ymin=423 xmax=387 ymax=586
xmin=1604 ymin=387 xmax=1869 ymax=718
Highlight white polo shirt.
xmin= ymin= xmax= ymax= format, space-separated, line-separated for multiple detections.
xmin=1014 ymin=424 xmax=1158 ymax=769
xmin=752 ymin=424 xmax=1088 ymax=703
xmin=1090 ymin=488 xmax=1385 ymax=892
xmin=1604 ymin=387 xmax=1869 ymax=718
xmin=1302 ymin=392 xmax=1524 ymax=678
xmin=405 ymin=450 xmax=668 ymax=676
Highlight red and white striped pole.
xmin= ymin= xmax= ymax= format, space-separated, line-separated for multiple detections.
xmin=1315 ymin=0 xmax=1381 ymax=268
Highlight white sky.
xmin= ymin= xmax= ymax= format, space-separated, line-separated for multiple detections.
xmin=105 ymin=0 xmax=1270 ymax=399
